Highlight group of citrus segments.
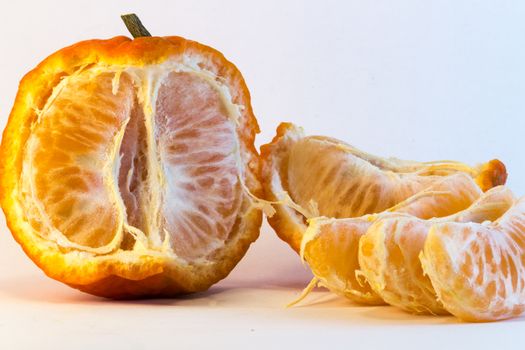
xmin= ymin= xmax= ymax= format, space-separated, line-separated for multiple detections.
xmin=0 ymin=16 xmax=523 ymax=323
xmin=261 ymin=123 xmax=522 ymax=322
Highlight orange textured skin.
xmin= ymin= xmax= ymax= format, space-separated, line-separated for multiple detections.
xmin=0 ymin=36 xmax=262 ymax=298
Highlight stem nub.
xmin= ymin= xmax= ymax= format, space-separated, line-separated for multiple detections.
xmin=121 ymin=13 xmax=152 ymax=38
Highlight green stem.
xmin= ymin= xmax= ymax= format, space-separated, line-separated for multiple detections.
xmin=121 ymin=13 xmax=152 ymax=38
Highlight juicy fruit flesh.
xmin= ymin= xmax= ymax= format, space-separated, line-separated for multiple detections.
xmin=301 ymin=173 xmax=483 ymax=304
xmin=288 ymin=137 xmax=434 ymax=218
xmin=421 ymin=197 xmax=525 ymax=321
xmin=359 ymin=186 xmax=515 ymax=315
xmin=304 ymin=217 xmax=385 ymax=304
xmin=27 ymin=72 xmax=131 ymax=249
xmin=286 ymin=135 xmax=504 ymax=220
xmin=20 ymin=65 xmax=243 ymax=261
xmin=261 ymin=123 xmax=507 ymax=253
xmin=156 ymin=72 xmax=241 ymax=259
xmin=360 ymin=218 xmax=447 ymax=314
xmin=263 ymin=123 xmax=520 ymax=321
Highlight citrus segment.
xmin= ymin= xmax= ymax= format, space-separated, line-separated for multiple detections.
xmin=289 ymin=136 xmax=442 ymax=218
xmin=420 ymin=196 xmax=525 ymax=321
xmin=260 ymin=123 xmax=307 ymax=252
xmin=301 ymin=173 xmax=482 ymax=304
xmin=359 ymin=186 xmax=514 ymax=315
xmin=25 ymin=71 xmax=134 ymax=250
xmin=261 ymin=123 xmax=507 ymax=252
xmin=303 ymin=217 xmax=380 ymax=304
xmin=155 ymin=71 xmax=242 ymax=260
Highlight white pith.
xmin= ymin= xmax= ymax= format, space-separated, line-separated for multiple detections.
xmin=18 ymin=58 xmax=255 ymax=263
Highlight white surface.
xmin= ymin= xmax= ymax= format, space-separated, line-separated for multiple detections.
xmin=1 ymin=1 xmax=525 ymax=349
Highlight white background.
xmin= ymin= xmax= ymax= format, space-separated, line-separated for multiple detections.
xmin=1 ymin=1 xmax=524 ymax=349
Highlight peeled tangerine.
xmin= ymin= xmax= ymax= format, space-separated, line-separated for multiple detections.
xmin=0 ymin=36 xmax=263 ymax=297
xmin=260 ymin=123 xmax=508 ymax=309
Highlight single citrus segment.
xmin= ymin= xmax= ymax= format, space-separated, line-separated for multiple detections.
xmin=0 ymin=35 xmax=262 ymax=298
xmin=420 ymin=196 xmax=525 ymax=321
xmin=359 ymin=186 xmax=514 ymax=314
xmin=261 ymin=123 xmax=507 ymax=253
